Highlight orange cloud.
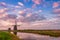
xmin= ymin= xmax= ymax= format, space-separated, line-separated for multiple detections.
xmin=53 ymin=2 xmax=59 ymax=8
xmin=32 ymin=0 xmax=42 ymax=4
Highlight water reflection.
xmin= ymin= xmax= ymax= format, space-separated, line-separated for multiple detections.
xmin=17 ymin=32 xmax=60 ymax=40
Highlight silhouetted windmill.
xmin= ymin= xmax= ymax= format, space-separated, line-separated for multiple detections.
xmin=8 ymin=15 xmax=21 ymax=35
xmin=13 ymin=16 xmax=21 ymax=35
xmin=13 ymin=19 xmax=18 ymax=35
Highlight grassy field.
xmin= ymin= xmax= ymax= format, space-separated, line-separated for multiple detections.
xmin=0 ymin=31 xmax=20 ymax=40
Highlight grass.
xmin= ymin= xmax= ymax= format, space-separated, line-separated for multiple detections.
xmin=0 ymin=31 xmax=20 ymax=40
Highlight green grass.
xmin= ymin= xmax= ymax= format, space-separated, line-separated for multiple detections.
xmin=0 ymin=31 xmax=20 ymax=40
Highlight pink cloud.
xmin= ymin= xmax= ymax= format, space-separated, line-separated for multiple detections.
xmin=23 ymin=8 xmax=32 ymax=12
xmin=53 ymin=8 xmax=60 ymax=13
xmin=0 ymin=20 xmax=14 ymax=27
xmin=26 ymin=13 xmax=32 ymax=17
xmin=53 ymin=2 xmax=59 ymax=8
xmin=32 ymin=0 xmax=42 ymax=5
xmin=0 ymin=8 xmax=8 ymax=13
xmin=18 ymin=10 xmax=25 ymax=14
xmin=0 ymin=9 xmax=5 ymax=13
xmin=0 ymin=13 xmax=8 ymax=18
xmin=15 ymin=6 xmax=20 ymax=8
xmin=17 ymin=15 xmax=25 ymax=22
xmin=18 ymin=18 xmax=60 ymax=30
xmin=0 ymin=8 xmax=8 ymax=18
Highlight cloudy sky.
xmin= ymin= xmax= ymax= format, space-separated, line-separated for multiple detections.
xmin=0 ymin=0 xmax=60 ymax=30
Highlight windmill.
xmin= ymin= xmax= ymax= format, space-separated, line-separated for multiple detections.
xmin=8 ymin=15 xmax=21 ymax=35
xmin=13 ymin=15 xmax=21 ymax=35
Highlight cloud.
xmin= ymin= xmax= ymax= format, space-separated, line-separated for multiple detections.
xmin=33 ymin=10 xmax=42 ymax=13
xmin=17 ymin=15 xmax=24 ymax=22
xmin=0 ymin=8 xmax=8 ymax=13
xmin=18 ymin=10 xmax=25 ymax=14
xmin=32 ymin=4 xmax=36 ymax=8
xmin=0 ymin=2 xmax=6 ymax=7
xmin=0 ymin=14 xmax=17 ymax=25
xmin=0 ymin=13 xmax=8 ymax=18
xmin=15 ymin=6 xmax=21 ymax=8
xmin=0 ymin=9 xmax=5 ymax=13
xmin=19 ymin=18 xmax=60 ymax=30
xmin=38 ymin=10 xmax=42 ymax=12
xmin=0 ymin=8 xmax=8 ymax=18
xmin=0 ymin=20 xmax=13 ymax=26
xmin=53 ymin=2 xmax=59 ymax=8
xmin=18 ymin=2 xmax=24 ymax=6
xmin=0 ymin=19 xmax=14 ymax=30
xmin=32 ymin=0 xmax=42 ymax=5
xmin=17 ymin=15 xmax=24 ymax=19
xmin=53 ymin=8 xmax=60 ymax=13
xmin=26 ymin=13 xmax=32 ymax=17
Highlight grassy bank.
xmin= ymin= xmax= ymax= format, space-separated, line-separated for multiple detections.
xmin=0 ymin=31 xmax=20 ymax=40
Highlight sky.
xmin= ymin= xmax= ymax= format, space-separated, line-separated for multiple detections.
xmin=0 ymin=0 xmax=60 ymax=30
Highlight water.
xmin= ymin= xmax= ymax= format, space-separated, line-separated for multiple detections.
xmin=17 ymin=32 xmax=60 ymax=40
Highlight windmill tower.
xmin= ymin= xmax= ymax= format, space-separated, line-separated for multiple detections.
xmin=13 ymin=18 xmax=17 ymax=35
xmin=13 ymin=15 xmax=20 ymax=35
